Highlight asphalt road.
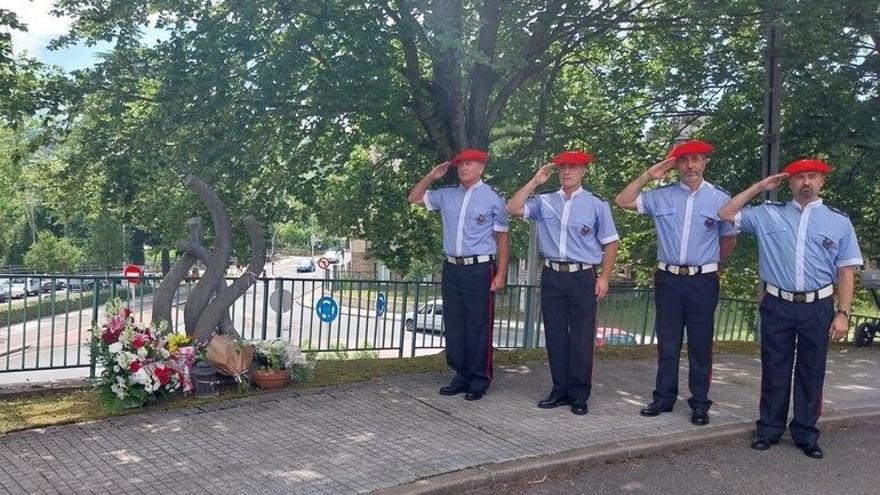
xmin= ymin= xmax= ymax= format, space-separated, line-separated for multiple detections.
xmin=473 ymin=422 xmax=880 ymax=495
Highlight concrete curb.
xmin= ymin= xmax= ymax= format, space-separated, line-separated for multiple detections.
xmin=375 ymin=406 xmax=880 ymax=495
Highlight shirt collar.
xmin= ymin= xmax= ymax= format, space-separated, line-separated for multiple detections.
xmin=678 ymin=180 xmax=708 ymax=195
xmin=558 ymin=186 xmax=584 ymax=200
xmin=790 ymin=198 xmax=823 ymax=211
xmin=459 ymin=180 xmax=484 ymax=191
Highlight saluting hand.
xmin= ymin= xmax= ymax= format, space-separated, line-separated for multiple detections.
xmin=531 ymin=164 xmax=555 ymax=186
xmin=428 ymin=161 xmax=451 ymax=180
xmin=645 ymin=158 xmax=676 ymax=180
xmin=830 ymin=313 xmax=848 ymax=342
xmin=755 ymin=172 xmax=790 ymax=192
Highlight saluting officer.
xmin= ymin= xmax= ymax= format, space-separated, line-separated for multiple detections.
xmin=407 ymin=149 xmax=509 ymax=401
xmin=507 ymin=151 xmax=619 ymax=415
xmin=615 ymin=140 xmax=737 ymax=426
xmin=718 ymin=159 xmax=862 ymax=459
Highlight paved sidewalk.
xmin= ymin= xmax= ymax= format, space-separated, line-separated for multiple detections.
xmin=1 ymin=349 xmax=879 ymax=494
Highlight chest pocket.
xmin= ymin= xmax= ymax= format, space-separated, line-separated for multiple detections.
xmin=811 ymin=228 xmax=840 ymax=260
xmin=698 ymin=209 xmax=721 ymax=231
xmin=569 ymin=209 xmax=597 ymax=238
xmin=464 ymin=206 xmax=493 ymax=234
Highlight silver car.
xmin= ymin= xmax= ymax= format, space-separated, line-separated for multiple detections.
xmin=404 ymin=299 xmax=445 ymax=333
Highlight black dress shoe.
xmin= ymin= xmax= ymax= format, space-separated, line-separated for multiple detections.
xmin=796 ymin=442 xmax=824 ymax=459
xmin=464 ymin=391 xmax=485 ymax=401
xmin=750 ymin=436 xmax=778 ymax=451
xmin=537 ymin=395 xmax=571 ymax=409
xmin=439 ymin=384 xmax=467 ymax=396
xmin=570 ymin=399 xmax=588 ymax=415
xmin=690 ymin=408 xmax=709 ymax=426
xmin=640 ymin=402 xmax=673 ymax=417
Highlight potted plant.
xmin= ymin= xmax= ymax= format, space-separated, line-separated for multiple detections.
xmin=250 ymin=340 xmax=314 ymax=390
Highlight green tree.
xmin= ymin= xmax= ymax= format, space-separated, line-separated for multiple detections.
xmin=23 ymin=230 xmax=84 ymax=273
xmin=87 ymin=208 xmax=131 ymax=272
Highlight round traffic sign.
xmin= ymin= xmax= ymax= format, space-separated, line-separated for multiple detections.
xmin=269 ymin=289 xmax=293 ymax=313
xmin=317 ymin=257 xmax=330 ymax=269
xmin=376 ymin=292 xmax=386 ymax=317
xmin=315 ymin=296 xmax=339 ymax=323
xmin=123 ymin=264 xmax=144 ymax=285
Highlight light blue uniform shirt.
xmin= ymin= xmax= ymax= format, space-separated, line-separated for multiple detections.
xmin=523 ymin=187 xmax=619 ymax=264
xmin=424 ymin=180 xmax=509 ymax=257
xmin=734 ymin=199 xmax=863 ymax=292
xmin=637 ymin=181 xmax=737 ymax=266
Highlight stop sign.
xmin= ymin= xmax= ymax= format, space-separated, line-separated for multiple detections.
xmin=123 ymin=264 xmax=144 ymax=285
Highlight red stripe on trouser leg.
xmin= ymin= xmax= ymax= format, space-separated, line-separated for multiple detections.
xmin=486 ymin=263 xmax=496 ymax=381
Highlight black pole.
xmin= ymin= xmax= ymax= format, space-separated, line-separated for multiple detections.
xmin=762 ymin=22 xmax=782 ymax=201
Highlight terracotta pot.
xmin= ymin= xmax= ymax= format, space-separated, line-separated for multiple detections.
xmin=251 ymin=369 xmax=290 ymax=390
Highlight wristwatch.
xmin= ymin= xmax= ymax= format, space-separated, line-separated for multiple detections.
xmin=836 ymin=308 xmax=851 ymax=318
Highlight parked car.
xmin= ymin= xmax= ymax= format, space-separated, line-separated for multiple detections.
xmin=0 ymin=283 xmax=10 ymax=302
xmin=595 ymin=327 xmax=637 ymax=347
xmin=323 ymin=250 xmax=341 ymax=264
xmin=40 ymin=279 xmax=66 ymax=292
xmin=8 ymin=278 xmax=28 ymax=298
xmin=404 ymin=299 xmax=445 ymax=333
xmin=23 ymin=278 xmax=41 ymax=296
xmin=67 ymin=279 xmax=95 ymax=292
xmin=296 ymin=259 xmax=316 ymax=273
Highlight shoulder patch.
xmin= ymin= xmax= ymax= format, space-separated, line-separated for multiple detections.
xmin=587 ymin=190 xmax=607 ymax=202
xmin=827 ymin=205 xmax=849 ymax=218
xmin=762 ymin=200 xmax=785 ymax=207
xmin=655 ymin=183 xmax=676 ymax=190
xmin=536 ymin=191 xmax=556 ymax=196
xmin=713 ymin=185 xmax=731 ymax=196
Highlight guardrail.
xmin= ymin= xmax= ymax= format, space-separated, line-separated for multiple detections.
xmin=0 ymin=274 xmax=876 ymax=376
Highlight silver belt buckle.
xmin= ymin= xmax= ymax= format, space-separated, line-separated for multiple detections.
xmin=559 ymin=263 xmax=569 ymax=272
xmin=455 ymin=257 xmax=464 ymax=265
xmin=793 ymin=292 xmax=807 ymax=303
xmin=677 ymin=266 xmax=690 ymax=276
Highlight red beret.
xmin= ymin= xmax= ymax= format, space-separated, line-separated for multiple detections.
xmin=783 ymin=158 xmax=832 ymax=175
xmin=668 ymin=140 xmax=714 ymax=159
xmin=450 ymin=149 xmax=489 ymax=165
xmin=551 ymin=150 xmax=593 ymax=167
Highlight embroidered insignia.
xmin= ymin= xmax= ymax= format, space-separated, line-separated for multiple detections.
xmin=581 ymin=225 xmax=592 ymax=236
xmin=476 ymin=214 xmax=487 ymax=225
xmin=704 ymin=218 xmax=716 ymax=228
xmin=822 ymin=238 xmax=835 ymax=249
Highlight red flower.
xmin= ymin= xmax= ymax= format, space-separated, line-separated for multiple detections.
xmin=123 ymin=307 xmax=132 ymax=319
xmin=129 ymin=361 xmax=142 ymax=373
xmin=132 ymin=333 xmax=151 ymax=350
xmin=101 ymin=326 xmax=122 ymax=344
xmin=153 ymin=365 xmax=173 ymax=386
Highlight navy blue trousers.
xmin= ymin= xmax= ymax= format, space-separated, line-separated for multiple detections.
xmin=541 ymin=266 xmax=597 ymax=402
xmin=652 ymin=270 xmax=719 ymax=411
xmin=441 ymin=261 xmax=496 ymax=394
xmin=756 ymin=294 xmax=833 ymax=444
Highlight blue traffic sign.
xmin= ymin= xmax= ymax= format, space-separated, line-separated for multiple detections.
xmin=315 ymin=296 xmax=339 ymax=323
xmin=376 ymin=292 xmax=386 ymax=317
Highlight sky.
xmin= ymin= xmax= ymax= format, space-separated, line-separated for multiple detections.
xmin=0 ymin=0 xmax=164 ymax=72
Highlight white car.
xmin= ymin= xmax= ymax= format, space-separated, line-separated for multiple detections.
xmin=404 ymin=299 xmax=445 ymax=333
xmin=3 ymin=280 xmax=26 ymax=299
xmin=323 ymin=250 xmax=341 ymax=264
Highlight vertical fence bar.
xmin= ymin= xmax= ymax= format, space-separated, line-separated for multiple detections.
xmin=274 ymin=279 xmax=283 ymax=339
xmin=89 ymin=282 xmax=101 ymax=379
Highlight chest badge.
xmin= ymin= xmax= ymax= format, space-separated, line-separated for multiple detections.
xmin=476 ymin=214 xmax=487 ymax=225
xmin=704 ymin=218 xmax=716 ymax=228
xmin=822 ymin=237 xmax=835 ymax=249
xmin=580 ymin=225 xmax=592 ymax=236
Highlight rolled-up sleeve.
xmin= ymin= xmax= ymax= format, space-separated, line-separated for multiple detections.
xmin=423 ymin=189 xmax=444 ymax=211
xmin=636 ymin=190 xmax=654 ymax=215
xmin=734 ymin=205 xmax=759 ymax=235
xmin=523 ymin=197 xmax=541 ymax=221
xmin=836 ymin=220 xmax=863 ymax=268
xmin=597 ymin=201 xmax=620 ymax=245
xmin=493 ymin=196 xmax=509 ymax=232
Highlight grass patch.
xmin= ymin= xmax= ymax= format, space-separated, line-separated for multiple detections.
xmin=1 ymin=342 xmax=873 ymax=435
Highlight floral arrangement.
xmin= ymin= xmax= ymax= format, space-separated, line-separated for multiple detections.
xmin=251 ymin=339 xmax=315 ymax=382
xmin=92 ymin=299 xmax=195 ymax=410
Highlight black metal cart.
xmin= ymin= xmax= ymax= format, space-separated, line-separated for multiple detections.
xmin=854 ymin=261 xmax=880 ymax=347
